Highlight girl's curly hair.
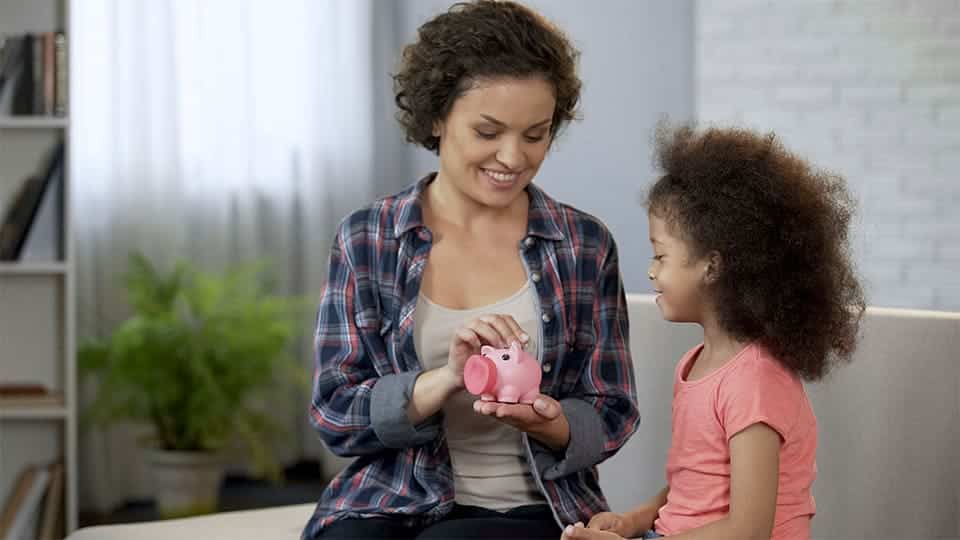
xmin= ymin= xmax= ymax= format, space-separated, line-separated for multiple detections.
xmin=393 ymin=0 xmax=581 ymax=153
xmin=647 ymin=124 xmax=866 ymax=381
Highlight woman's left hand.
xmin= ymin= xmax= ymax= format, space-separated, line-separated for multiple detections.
xmin=473 ymin=394 xmax=570 ymax=451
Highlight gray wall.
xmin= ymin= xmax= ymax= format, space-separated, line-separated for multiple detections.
xmin=695 ymin=0 xmax=960 ymax=311
xmin=393 ymin=0 xmax=695 ymax=294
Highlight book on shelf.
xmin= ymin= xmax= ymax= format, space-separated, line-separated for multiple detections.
xmin=0 ymin=140 xmax=65 ymax=261
xmin=37 ymin=463 xmax=63 ymax=540
xmin=0 ymin=384 xmax=62 ymax=408
xmin=0 ymin=462 xmax=63 ymax=540
xmin=0 ymin=31 xmax=67 ymax=117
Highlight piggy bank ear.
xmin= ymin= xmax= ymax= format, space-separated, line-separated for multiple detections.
xmin=481 ymin=345 xmax=495 ymax=356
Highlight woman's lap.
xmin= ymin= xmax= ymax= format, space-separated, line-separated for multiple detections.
xmin=312 ymin=516 xmax=415 ymax=539
xmin=313 ymin=504 xmax=559 ymax=540
xmin=418 ymin=504 xmax=558 ymax=540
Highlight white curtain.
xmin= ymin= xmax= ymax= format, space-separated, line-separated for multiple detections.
xmin=72 ymin=0 xmax=384 ymax=512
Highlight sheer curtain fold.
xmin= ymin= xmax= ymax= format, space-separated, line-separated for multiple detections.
xmin=72 ymin=0 xmax=381 ymax=511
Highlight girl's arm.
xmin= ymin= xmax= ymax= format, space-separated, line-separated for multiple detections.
xmin=666 ymin=422 xmax=780 ymax=540
xmin=621 ymin=485 xmax=669 ymax=535
xmin=564 ymin=486 xmax=668 ymax=539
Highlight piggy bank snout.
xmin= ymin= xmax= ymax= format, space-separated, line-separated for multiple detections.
xmin=464 ymin=355 xmax=498 ymax=395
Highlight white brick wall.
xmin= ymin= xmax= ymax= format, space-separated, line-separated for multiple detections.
xmin=696 ymin=0 xmax=960 ymax=311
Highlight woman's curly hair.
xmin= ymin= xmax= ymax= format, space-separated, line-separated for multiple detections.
xmin=647 ymin=124 xmax=866 ymax=381
xmin=393 ymin=0 xmax=581 ymax=153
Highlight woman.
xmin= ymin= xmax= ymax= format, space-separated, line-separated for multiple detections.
xmin=304 ymin=2 xmax=639 ymax=539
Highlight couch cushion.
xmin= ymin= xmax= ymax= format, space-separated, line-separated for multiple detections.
xmin=68 ymin=504 xmax=314 ymax=540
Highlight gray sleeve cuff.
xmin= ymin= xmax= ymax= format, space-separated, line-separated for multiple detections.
xmin=531 ymin=398 xmax=606 ymax=480
xmin=370 ymin=371 xmax=442 ymax=448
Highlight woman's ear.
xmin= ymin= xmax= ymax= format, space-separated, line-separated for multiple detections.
xmin=703 ymin=251 xmax=722 ymax=284
xmin=432 ymin=120 xmax=443 ymax=138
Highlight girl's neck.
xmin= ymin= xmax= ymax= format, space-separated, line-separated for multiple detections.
xmin=698 ymin=308 xmax=749 ymax=373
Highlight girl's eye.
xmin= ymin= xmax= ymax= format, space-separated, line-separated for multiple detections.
xmin=476 ymin=131 xmax=498 ymax=140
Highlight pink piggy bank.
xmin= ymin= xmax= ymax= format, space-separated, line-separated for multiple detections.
xmin=463 ymin=341 xmax=542 ymax=404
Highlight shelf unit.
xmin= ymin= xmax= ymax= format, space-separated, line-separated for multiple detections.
xmin=0 ymin=0 xmax=76 ymax=536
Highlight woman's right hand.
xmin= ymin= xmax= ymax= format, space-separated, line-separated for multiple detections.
xmin=445 ymin=313 xmax=530 ymax=388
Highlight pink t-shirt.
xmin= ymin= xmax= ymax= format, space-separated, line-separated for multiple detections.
xmin=653 ymin=343 xmax=817 ymax=539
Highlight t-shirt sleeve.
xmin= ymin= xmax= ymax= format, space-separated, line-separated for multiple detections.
xmin=716 ymin=355 xmax=803 ymax=442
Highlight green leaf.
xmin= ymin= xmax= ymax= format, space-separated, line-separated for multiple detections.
xmin=79 ymin=251 xmax=309 ymax=476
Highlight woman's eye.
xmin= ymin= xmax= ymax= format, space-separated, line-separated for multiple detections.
xmin=524 ymin=135 xmax=545 ymax=143
xmin=476 ymin=131 xmax=498 ymax=140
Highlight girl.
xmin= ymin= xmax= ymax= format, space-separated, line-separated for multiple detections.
xmin=563 ymin=125 xmax=865 ymax=540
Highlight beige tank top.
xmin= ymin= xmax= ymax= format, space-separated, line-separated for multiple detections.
xmin=414 ymin=281 xmax=545 ymax=511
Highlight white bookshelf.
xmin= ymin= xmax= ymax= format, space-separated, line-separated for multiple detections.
xmin=0 ymin=0 xmax=76 ymax=536
xmin=0 ymin=116 xmax=69 ymax=129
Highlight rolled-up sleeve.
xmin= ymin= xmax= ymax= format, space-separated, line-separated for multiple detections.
xmin=531 ymin=238 xmax=640 ymax=479
xmin=309 ymin=226 xmax=439 ymax=456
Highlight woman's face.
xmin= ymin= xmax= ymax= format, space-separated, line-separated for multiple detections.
xmin=433 ymin=77 xmax=556 ymax=209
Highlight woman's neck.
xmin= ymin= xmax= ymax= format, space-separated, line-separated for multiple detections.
xmin=426 ymin=172 xmax=527 ymax=231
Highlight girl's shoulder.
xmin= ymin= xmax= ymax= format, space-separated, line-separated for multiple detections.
xmin=728 ymin=344 xmax=802 ymax=383
xmin=720 ymin=344 xmax=807 ymax=402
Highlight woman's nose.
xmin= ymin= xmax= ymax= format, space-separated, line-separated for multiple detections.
xmin=496 ymin=139 xmax=524 ymax=170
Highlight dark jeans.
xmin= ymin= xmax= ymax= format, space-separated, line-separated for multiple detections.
xmin=314 ymin=504 xmax=560 ymax=540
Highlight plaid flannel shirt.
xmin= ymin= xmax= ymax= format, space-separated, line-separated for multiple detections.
xmin=303 ymin=175 xmax=639 ymax=539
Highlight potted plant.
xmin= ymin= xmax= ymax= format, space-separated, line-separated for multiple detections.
xmin=79 ymin=253 xmax=308 ymax=518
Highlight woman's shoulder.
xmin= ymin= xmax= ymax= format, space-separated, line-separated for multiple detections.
xmin=336 ymin=179 xmax=424 ymax=245
xmin=530 ymin=184 xmax=618 ymax=252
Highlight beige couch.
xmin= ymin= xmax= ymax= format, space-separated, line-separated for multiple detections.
xmin=68 ymin=295 xmax=960 ymax=539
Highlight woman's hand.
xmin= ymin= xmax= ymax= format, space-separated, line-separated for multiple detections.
xmin=473 ymin=394 xmax=570 ymax=451
xmin=445 ymin=314 xmax=529 ymax=388
xmin=561 ymin=522 xmax=625 ymax=540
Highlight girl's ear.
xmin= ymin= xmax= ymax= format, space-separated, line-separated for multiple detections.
xmin=703 ymin=251 xmax=722 ymax=285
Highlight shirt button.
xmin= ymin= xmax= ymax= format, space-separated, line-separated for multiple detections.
xmin=531 ymin=271 xmax=541 ymax=283
xmin=523 ymin=236 xmax=536 ymax=248
xmin=542 ymin=363 xmax=552 ymax=374
xmin=541 ymin=312 xmax=552 ymax=324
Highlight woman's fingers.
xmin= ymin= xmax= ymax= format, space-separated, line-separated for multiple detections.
xmin=478 ymin=314 xmax=527 ymax=348
xmin=453 ymin=327 xmax=482 ymax=350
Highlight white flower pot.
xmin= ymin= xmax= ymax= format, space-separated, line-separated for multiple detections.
xmin=145 ymin=448 xmax=223 ymax=518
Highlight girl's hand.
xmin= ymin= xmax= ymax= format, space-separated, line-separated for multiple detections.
xmin=586 ymin=512 xmax=632 ymax=537
xmin=445 ymin=314 xmax=529 ymax=388
xmin=561 ymin=522 xmax=625 ymax=540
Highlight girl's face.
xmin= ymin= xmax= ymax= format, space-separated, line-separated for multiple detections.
xmin=647 ymin=212 xmax=711 ymax=323
xmin=433 ymin=77 xmax=555 ymax=209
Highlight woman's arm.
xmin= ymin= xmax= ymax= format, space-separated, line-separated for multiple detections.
xmin=310 ymin=226 xmax=441 ymax=456
xmin=473 ymin=234 xmax=639 ymax=471
xmin=666 ymin=423 xmax=780 ymax=540
xmin=534 ymin=237 xmax=641 ymax=479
